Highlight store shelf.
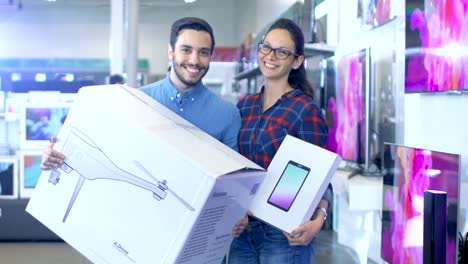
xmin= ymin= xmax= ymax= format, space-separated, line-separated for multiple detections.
xmin=304 ymin=43 xmax=336 ymax=57
xmin=234 ymin=67 xmax=261 ymax=81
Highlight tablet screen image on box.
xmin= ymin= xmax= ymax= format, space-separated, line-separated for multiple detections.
xmin=267 ymin=161 xmax=310 ymax=212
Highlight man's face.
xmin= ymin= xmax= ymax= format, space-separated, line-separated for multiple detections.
xmin=169 ymin=29 xmax=212 ymax=91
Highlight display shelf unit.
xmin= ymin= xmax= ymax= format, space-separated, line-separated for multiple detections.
xmin=233 ymin=67 xmax=261 ymax=81
xmin=304 ymin=43 xmax=335 ymax=57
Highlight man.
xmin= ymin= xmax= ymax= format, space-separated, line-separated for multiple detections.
xmin=41 ymin=17 xmax=240 ymax=169
xmin=109 ymin=74 xmax=125 ymax=85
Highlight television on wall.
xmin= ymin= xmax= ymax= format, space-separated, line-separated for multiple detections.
xmin=0 ymin=156 xmax=18 ymax=199
xmin=369 ymin=51 xmax=397 ymax=172
xmin=325 ymin=48 xmax=372 ymax=175
xmin=357 ymin=0 xmax=397 ymax=29
xmin=305 ymin=56 xmax=327 ymax=109
xmin=20 ymin=102 xmax=70 ymax=149
xmin=18 ymin=150 xmax=43 ymax=199
xmin=324 ymin=56 xmax=338 ymax=151
xmin=405 ymin=0 xmax=468 ymax=93
xmin=381 ymin=143 xmax=459 ymax=264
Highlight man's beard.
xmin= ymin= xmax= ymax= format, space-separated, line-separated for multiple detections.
xmin=172 ymin=61 xmax=209 ymax=87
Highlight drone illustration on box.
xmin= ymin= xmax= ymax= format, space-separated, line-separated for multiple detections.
xmin=48 ymin=127 xmax=195 ymax=223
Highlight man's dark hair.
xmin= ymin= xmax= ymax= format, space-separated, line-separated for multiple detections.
xmin=170 ymin=17 xmax=215 ymax=54
xmin=109 ymin=74 xmax=125 ymax=84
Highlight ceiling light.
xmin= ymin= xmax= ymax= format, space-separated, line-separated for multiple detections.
xmin=184 ymin=0 xmax=196 ymax=3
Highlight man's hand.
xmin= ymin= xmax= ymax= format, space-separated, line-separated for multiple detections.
xmin=232 ymin=210 xmax=252 ymax=238
xmin=40 ymin=136 xmax=65 ymax=170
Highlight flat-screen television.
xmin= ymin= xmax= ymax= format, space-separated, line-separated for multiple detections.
xmin=20 ymin=103 xmax=70 ymax=149
xmin=325 ymin=48 xmax=371 ymax=173
xmin=369 ymin=51 xmax=397 ymax=171
xmin=18 ymin=150 xmax=43 ymax=199
xmin=305 ymin=56 xmax=326 ymax=109
xmin=0 ymin=156 xmax=18 ymax=199
xmin=324 ymin=56 xmax=338 ymax=150
xmin=405 ymin=0 xmax=468 ymax=93
xmin=381 ymin=143 xmax=459 ymax=264
xmin=358 ymin=0 xmax=397 ymax=29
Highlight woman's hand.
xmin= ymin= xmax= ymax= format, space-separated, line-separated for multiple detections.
xmin=282 ymin=217 xmax=324 ymax=246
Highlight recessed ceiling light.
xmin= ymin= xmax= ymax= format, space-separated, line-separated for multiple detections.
xmin=184 ymin=0 xmax=196 ymax=3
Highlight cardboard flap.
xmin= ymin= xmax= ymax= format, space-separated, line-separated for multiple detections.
xmin=79 ymin=85 xmax=263 ymax=177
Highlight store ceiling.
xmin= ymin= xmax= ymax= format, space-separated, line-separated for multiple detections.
xmin=1 ymin=0 xmax=225 ymax=9
xmin=0 ymin=0 xmax=234 ymax=24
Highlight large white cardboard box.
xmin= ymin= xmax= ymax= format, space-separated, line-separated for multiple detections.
xmin=250 ymin=135 xmax=342 ymax=233
xmin=26 ymin=85 xmax=266 ymax=264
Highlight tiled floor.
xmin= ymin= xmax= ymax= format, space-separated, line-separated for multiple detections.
xmin=0 ymin=241 xmax=90 ymax=264
xmin=315 ymin=230 xmax=377 ymax=264
xmin=0 ymin=230 xmax=373 ymax=264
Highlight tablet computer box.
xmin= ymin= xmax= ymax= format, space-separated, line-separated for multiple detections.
xmin=250 ymin=135 xmax=342 ymax=233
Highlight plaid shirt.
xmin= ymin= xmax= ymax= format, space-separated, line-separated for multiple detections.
xmin=237 ymin=88 xmax=333 ymax=208
xmin=237 ymin=88 xmax=328 ymax=169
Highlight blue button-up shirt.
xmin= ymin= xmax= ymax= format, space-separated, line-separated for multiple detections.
xmin=140 ymin=75 xmax=241 ymax=151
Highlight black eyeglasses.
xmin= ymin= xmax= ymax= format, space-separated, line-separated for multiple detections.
xmin=258 ymin=43 xmax=299 ymax=60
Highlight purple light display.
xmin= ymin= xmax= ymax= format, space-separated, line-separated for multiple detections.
xmin=405 ymin=0 xmax=468 ymax=93
xmin=325 ymin=49 xmax=367 ymax=164
xmin=381 ymin=144 xmax=459 ymax=264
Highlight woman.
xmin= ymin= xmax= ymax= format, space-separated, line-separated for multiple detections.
xmin=228 ymin=18 xmax=331 ymax=264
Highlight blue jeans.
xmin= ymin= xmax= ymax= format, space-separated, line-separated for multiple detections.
xmin=225 ymin=220 xmax=315 ymax=264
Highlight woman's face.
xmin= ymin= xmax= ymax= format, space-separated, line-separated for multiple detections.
xmin=258 ymin=28 xmax=302 ymax=81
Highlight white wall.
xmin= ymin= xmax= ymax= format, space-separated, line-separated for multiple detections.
xmin=0 ymin=1 xmax=305 ymax=76
xmin=0 ymin=24 xmax=109 ymax=59
xmin=0 ymin=2 xmax=241 ymax=75
xmin=236 ymin=0 xmax=299 ymax=44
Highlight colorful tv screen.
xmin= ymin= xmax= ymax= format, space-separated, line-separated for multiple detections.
xmin=0 ymin=158 xmax=18 ymax=199
xmin=26 ymin=107 xmax=69 ymax=140
xmin=369 ymin=51 xmax=397 ymax=170
xmin=358 ymin=0 xmax=396 ymax=29
xmin=19 ymin=151 xmax=43 ymax=199
xmin=21 ymin=104 xmax=70 ymax=149
xmin=405 ymin=0 xmax=468 ymax=93
xmin=381 ymin=143 xmax=459 ymax=264
xmin=325 ymin=48 xmax=368 ymax=164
